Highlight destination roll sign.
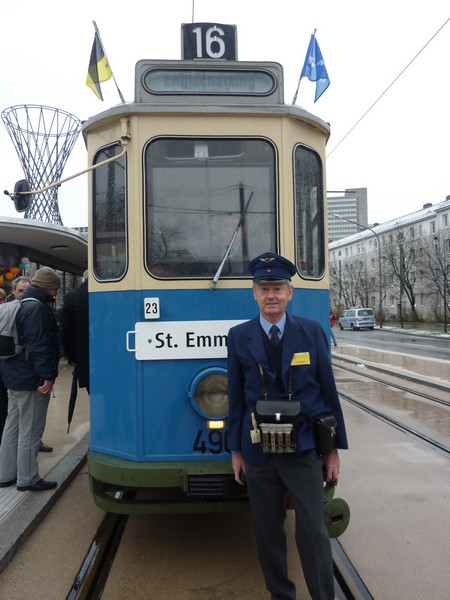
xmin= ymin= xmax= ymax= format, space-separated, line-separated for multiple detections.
xmin=182 ymin=23 xmax=237 ymax=60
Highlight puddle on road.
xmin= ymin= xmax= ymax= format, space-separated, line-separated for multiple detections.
xmin=336 ymin=378 xmax=450 ymax=448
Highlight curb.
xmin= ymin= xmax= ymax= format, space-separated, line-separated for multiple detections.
xmin=0 ymin=433 xmax=89 ymax=574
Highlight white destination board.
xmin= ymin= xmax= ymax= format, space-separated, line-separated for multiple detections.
xmin=129 ymin=320 xmax=246 ymax=360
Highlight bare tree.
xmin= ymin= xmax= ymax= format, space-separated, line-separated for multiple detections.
xmin=417 ymin=233 xmax=450 ymax=331
xmin=338 ymin=258 xmax=367 ymax=308
xmin=383 ymin=230 xmax=420 ymax=320
xmin=329 ymin=263 xmax=342 ymax=310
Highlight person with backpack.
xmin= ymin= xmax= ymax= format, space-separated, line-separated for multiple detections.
xmin=1 ymin=275 xmax=53 ymax=452
xmin=0 ymin=267 xmax=61 ymax=492
xmin=5 ymin=276 xmax=31 ymax=302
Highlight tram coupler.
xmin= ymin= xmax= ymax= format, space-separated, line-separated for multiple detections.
xmin=323 ymin=480 xmax=351 ymax=538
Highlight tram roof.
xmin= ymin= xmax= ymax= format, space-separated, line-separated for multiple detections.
xmin=0 ymin=216 xmax=87 ymax=274
xmin=83 ymin=101 xmax=330 ymax=141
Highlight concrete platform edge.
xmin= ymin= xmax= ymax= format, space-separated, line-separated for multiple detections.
xmin=332 ymin=352 xmax=450 ymax=392
xmin=0 ymin=432 xmax=89 ymax=574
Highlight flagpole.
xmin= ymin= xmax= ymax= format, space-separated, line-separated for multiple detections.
xmin=292 ymin=28 xmax=317 ymax=105
xmin=291 ymin=80 xmax=301 ymax=106
xmin=92 ymin=21 xmax=126 ymax=104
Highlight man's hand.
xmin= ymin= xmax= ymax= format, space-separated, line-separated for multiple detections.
xmin=322 ymin=448 xmax=340 ymax=482
xmin=231 ymin=452 xmax=246 ymax=485
xmin=37 ymin=379 xmax=54 ymax=395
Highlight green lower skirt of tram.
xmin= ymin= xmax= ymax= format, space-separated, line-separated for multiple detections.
xmin=88 ymin=451 xmax=249 ymax=515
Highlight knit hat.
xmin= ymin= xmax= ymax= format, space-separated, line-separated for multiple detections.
xmin=31 ymin=267 xmax=61 ymax=290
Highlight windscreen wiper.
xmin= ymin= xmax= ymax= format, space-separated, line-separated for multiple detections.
xmin=210 ymin=188 xmax=254 ymax=290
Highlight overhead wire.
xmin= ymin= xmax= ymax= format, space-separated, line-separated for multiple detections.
xmin=326 ymin=17 xmax=450 ymax=159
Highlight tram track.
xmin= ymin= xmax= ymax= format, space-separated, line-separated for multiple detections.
xmin=338 ymin=389 xmax=450 ymax=458
xmin=66 ymin=495 xmax=129 ymax=600
xmin=333 ymin=357 xmax=450 ymax=458
xmin=332 ymin=356 xmax=450 ymax=405
xmin=66 ymin=502 xmax=371 ymax=600
xmin=332 ymin=540 xmax=373 ymax=600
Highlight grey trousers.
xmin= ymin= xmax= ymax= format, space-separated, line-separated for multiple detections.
xmin=245 ymin=450 xmax=334 ymax=600
xmin=0 ymin=389 xmax=50 ymax=487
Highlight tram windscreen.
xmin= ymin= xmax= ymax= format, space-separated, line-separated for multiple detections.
xmin=144 ymin=138 xmax=276 ymax=278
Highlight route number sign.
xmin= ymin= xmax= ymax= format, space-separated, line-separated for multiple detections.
xmin=182 ymin=23 xmax=237 ymax=60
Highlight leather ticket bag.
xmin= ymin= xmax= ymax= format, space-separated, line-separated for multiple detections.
xmin=255 ymin=400 xmax=302 ymax=453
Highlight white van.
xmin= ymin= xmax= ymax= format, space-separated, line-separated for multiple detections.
xmin=338 ymin=308 xmax=376 ymax=330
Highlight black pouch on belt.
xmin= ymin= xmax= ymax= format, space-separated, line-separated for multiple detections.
xmin=310 ymin=413 xmax=337 ymax=456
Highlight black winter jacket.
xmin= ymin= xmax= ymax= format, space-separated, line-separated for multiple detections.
xmin=60 ymin=281 xmax=89 ymax=389
xmin=0 ymin=286 xmax=59 ymax=390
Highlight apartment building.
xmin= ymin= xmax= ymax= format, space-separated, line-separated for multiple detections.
xmin=328 ymin=197 xmax=450 ymax=322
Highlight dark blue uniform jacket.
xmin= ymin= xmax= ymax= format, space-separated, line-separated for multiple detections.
xmin=227 ymin=313 xmax=348 ymax=466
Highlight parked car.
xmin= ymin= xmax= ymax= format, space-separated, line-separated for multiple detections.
xmin=338 ymin=308 xmax=376 ymax=330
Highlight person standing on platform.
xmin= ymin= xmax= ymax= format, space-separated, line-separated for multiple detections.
xmin=6 ymin=276 xmax=31 ymax=302
xmin=61 ymin=270 xmax=90 ymax=394
xmin=0 ymin=267 xmax=61 ymax=492
xmin=4 ymin=275 xmax=53 ymax=453
xmin=227 ymin=252 xmax=348 ymax=600
xmin=329 ymin=308 xmax=337 ymax=347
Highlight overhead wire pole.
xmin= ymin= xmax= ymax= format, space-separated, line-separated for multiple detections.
xmin=92 ymin=21 xmax=126 ymax=104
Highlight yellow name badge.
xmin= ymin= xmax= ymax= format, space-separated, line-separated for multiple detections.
xmin=291 ymin=352 xmax=311 ymax=366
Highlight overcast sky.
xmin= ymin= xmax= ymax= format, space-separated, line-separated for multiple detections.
xmin=1 ymin=0 xmax=448 ymax=227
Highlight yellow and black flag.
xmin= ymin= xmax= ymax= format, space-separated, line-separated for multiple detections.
xmin=86 ymin=32 xmax=112 ymax=100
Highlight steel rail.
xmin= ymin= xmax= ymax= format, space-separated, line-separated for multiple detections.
xmin=332 ymin=539 xmax=374 ymax=600
xmin=333 ymin=357 xmax=450 ymax=407
xmin=66 ymin=497 xmax=129 ymax=600
xmin=338 ymin=390 xmax=450 ymax=458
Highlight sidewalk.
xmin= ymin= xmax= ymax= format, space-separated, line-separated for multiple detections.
xmin=0 ymin=360 xmax=90 ymax=572
xmin=378 ymin=322 xmax=450 ymax=338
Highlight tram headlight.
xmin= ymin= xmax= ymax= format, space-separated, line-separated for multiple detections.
xmin=188 ymin=368 xmax=228 ymax=419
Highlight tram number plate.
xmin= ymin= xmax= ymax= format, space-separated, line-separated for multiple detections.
xmin=144 ymin=297 xmax=160 ymax=319
xmin=193 ymin=429 xmax=230 ymax=455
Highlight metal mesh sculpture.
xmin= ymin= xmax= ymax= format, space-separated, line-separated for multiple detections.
xmin=2 ymin=105 xmax=81 ymax=224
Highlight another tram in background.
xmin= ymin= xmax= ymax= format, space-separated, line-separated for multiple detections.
xmin=83 ymin=24 xmax=331 ymax=514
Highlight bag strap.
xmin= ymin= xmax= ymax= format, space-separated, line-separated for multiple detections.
xmin=258 ymin=364 xmax=293 ymax=400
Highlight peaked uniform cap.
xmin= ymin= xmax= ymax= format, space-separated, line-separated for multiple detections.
xmin=249 ymin=252 xmax=297 ymax=283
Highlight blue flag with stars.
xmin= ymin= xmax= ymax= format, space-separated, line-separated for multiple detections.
xmin=300 ymin=34 xmax=330 ymax=102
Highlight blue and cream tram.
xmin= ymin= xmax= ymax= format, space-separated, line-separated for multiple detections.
xmin=84 ymin=25 xmax=331 ymax=514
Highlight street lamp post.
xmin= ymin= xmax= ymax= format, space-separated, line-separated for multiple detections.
xmin=331 ymin=214 xmax=383 ymax=328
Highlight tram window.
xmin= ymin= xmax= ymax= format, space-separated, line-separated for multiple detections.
xmin=294 ymin=146 xmax=325 ymax=279
xmin=92 ymin=144 xmax=127 ymax=281
xmin=144 ymin=138 xmax=276 ymax=278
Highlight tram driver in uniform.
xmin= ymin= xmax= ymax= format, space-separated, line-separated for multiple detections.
xmin=227 ymin=252 xmax=348 ymax=600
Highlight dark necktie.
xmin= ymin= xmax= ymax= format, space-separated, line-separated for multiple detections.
xmin=269 ymin=325 xmax=281 ymax=347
